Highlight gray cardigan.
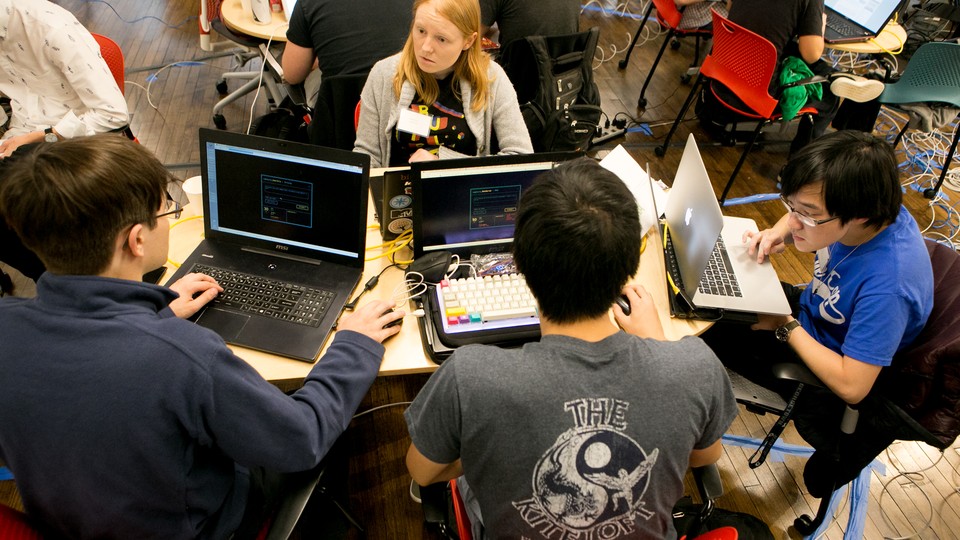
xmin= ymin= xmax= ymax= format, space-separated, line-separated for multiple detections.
xmin=353 ymin=53 xmax=533 ymax=168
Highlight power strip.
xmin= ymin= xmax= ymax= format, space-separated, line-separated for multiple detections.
xmin=591 ymin=127 xmax=626 ymax=146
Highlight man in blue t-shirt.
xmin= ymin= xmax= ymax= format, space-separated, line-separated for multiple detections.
xmin=702 ymin=130 xmax=934 ymax=495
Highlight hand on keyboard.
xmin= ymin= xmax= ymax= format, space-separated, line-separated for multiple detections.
xmin=613 ymin=285 xmax=665 ymax=340
xmin=168 ymin=272 xmax=224 ymax=319
xmin=338 ymin=300 xmax=404 ymax=343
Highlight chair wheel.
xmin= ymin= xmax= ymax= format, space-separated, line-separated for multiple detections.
xmin=618 ymin=58 xmax=629 ymax=70
xmin=215 ymin=79 xmax=228 ymax=95
xmin=670 ymin=39 xmax=681 ymax=50
xmin=213 ymin=114 xmax=227 ymax=130
xmin=654 ymin=145 xmax=666 ymax=157
xmin=680 ymin=73 xmax=692 ymax=84
xmin=794 ymin=514 xmax=816 ymax=535
xmin=637 ymin=97 xmax=647 ymax=108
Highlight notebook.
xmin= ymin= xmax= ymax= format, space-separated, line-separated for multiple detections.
xmin=662 ymin=134 xmax=791 ymax=318
xmin=410 ymin=152 xmax=578 ymax=351
xmin=823 ymin=0 xmax=903 ymax=44
xmin=165 ymin=129 xmax=369 ymax=362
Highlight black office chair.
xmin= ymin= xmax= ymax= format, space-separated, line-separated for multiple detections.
xmin=418 ymin=464 xmax=738 ymax=540
xmin=309 ymin=73 xmax=369 ymax=151
xmin=729 ymin=239 xmax=960 ymax=535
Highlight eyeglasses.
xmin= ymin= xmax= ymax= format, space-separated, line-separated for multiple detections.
xmin=157 ymin=195 xmax=182 ymax=220
xmin=779 ymin=195 xmax=838 ymax=227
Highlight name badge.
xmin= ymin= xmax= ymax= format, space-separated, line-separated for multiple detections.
xmin=397 ymin=108 xmax=433 ymax=138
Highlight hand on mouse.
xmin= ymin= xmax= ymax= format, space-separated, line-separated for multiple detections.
xmin=613 ymin=284 xmax=665 ymax=340
xmin=168 ymin=272 xmax=223 ymax=319
xmin=338 ymin=300 xmax=404 ymax=343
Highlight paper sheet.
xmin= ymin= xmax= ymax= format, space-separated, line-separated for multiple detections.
xmin=598 ymin=145 xmax=667 ymax=237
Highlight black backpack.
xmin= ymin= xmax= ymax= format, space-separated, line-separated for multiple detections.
xmin=249 ymin=96 xmax=310 ymax=143
xmin=499 ymin=28 xmax=602 ymax=153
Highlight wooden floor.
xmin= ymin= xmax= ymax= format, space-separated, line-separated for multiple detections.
xmin=2 ymin=1 xmax=959 ymax=538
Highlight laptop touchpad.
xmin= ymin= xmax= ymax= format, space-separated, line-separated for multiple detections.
xmin=197 ymin=308 xmax=250 ymax=342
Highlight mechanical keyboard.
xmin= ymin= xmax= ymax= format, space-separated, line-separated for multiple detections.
xmin=191 ymin=264 xmax=335 ymax=327
xmin=429 ymin=273 xmax=541 ymax=347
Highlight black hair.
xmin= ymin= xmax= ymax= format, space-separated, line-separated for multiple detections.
xmin=512 ymin=157 xmax=641 ymax=324
xmin=780 ymin=130 xmax=901 ymax=228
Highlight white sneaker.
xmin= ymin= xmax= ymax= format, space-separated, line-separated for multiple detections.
xmin=830 ymin=75 xmax=884 ymax=103
xmin=409 ymin=479 xmax=422 ymax=504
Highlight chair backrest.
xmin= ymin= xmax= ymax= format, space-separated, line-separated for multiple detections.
xmin=309 ymin=72 xmax=369 ymax=151
xmin=699 ymin=10 xmax=779 ymax=118
xmin=878 ymin=41 xmax=960 ymax=108
xmin=877 ymin=240 xmax=960 ymax=448
xmin=652 ymin=0 xmax=684 ymax=30
xmin=0 ymin=505 xmax=42 ymax=540
xmin=91 ymin=33 xmax=125 ymax=97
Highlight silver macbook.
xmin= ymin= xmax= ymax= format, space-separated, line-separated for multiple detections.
xmin=663 ymin=134 xmax=791 ymax=316
xmin=824 ymin=0 xmax=903 ymax=44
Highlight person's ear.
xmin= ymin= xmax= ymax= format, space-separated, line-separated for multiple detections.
xmin=124 ymin=223 xmax=147 ymax=258
xmin=463 ymin=31 xmax=477 ymax=51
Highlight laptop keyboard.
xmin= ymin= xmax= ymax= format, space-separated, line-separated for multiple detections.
xmin=437 ymin=274 xmax=538 ymax=329
xmin=698 ymin=237 xmax=742 ymax=298
xmin=191 ymin=264 xmax=335 ymax=327
xmin=663 ymin=232 xmax=742 ymax=298
xmin=826 ymin=15 xmax=863 ymax=37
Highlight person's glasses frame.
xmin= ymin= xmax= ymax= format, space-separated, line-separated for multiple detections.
xmin=157 ymin=193 xmax=183 ymax=220
xmin=779 ymin=195 xmax=838 ymax=228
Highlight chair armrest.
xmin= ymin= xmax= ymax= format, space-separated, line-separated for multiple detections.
xmin=693 ymin=463 xmax=724 ymax=502
xmin=264 ymin=464 xmax=325 ymax=540
xmin=771 ymin=362 xmax=825 ymax=387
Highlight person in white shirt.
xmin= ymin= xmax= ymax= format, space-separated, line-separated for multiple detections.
xmin=0 ymin=0 xmax=129 ymax=159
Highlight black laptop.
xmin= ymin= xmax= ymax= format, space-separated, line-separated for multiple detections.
xmin=165 ymin=129 xmax=369 ymax=362
xmin=824 ymin=0 xmax=903 ymax=44
xmin=410 ymin=152 xmax=578 ymax=357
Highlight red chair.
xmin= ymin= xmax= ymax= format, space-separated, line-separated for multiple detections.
xmin=90 ymin=33 xmax=137 ymax=142
xmin=618 ymin=0 xmax=712 ymax=108
xmin=0 ymin=504 xmax=42 ymax=540
xmin=655 ymin=10 xmax=820 ymax=204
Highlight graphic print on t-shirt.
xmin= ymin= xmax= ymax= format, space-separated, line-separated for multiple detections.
xmin=512 ymin=398 xmax=659 ymax=538
xmin=392 ymin=76 xmax=477 ymax=162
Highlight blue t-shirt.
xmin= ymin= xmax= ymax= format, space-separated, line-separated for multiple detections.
xmin=797 ymin=206 xmax=933 ymax=366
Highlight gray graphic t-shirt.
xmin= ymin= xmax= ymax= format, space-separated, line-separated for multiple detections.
xmin=405 ymin=332 xmax=738 ymax=539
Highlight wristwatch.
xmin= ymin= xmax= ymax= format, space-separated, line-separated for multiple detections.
xmin=775 ymin=319 xmax=801 ymax=343
xmin=43 ymin=127 xmax=58 ymax=143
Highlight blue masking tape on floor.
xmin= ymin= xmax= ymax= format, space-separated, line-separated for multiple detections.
xmin=0 ymin=467 xmax=12 ymax=481
xmin=579 ymin=3 xmax=650 ymax=20
xmin=721 ymin=192 xmax=781 ymax=207
xmin=721 ymin=434 xmax=884 ymax=540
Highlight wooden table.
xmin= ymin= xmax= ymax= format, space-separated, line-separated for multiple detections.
xmin=219 ymin=0 xmax=290 ymax=42
xmin=162 ymin=191 xmax=709 ymax=385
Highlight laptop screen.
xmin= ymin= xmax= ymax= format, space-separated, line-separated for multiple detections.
xmin=826 ymin=0 xmax=902 ymax=33
xmin=412 ymin=154 xmax=577 ymax=259
xmin=199 ymin=129 xmax=368 ymax=264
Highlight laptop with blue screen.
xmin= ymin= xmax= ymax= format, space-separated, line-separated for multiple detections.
xmin=165 ymin=129 xmax=369 ymax=362
xmin=411 ymin=152 xmax=578 ymax=350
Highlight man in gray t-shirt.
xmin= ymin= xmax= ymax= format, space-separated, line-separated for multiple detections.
xmin=405 ymin=158 xmax=738 ymax=539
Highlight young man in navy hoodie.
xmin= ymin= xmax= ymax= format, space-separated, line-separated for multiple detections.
xmin=0 ymin=135 xmax=402 ymax=539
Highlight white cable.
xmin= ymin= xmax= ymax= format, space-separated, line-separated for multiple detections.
xmin=245 ymin=24 xmax=288 ymax=135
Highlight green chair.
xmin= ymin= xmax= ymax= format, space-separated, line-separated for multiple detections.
xmin=877 ymin=41 xmax=960 ymax=200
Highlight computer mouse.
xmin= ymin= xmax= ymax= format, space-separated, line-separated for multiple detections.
xmin=615 ymin=295 xmax=631 ymax=316
xmin=382 ymin=308 xmax=403 ymax=329
xmin=409 ymin=251 xmax=454 ymax=283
